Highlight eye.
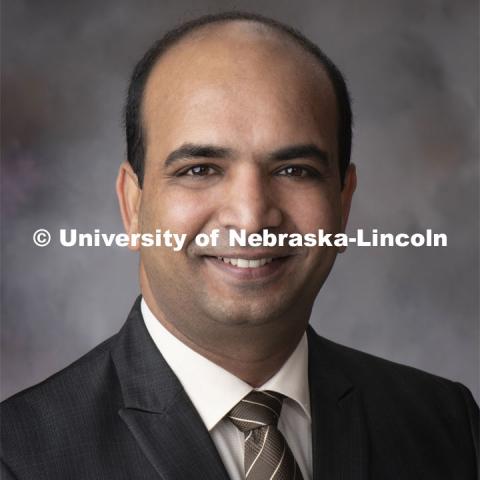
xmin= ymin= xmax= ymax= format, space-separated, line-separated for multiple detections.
xmin=276 ymin=165 xmax=318 ymax=178
xmin=178 ymin=165 xmax=218 ymax=177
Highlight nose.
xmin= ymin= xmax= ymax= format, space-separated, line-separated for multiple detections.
xmin=217 ymin=164 xmax=283 ymax=233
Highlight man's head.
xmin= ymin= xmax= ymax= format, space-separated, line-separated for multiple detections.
xmin=116 ymin=12 xmax=356 ymax=360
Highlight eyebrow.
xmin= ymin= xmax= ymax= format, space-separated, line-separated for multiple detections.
xmin=163 ymin=142 xmax=329 ymax=167
xmin=164 ymin=144 xmax=233 ymax=167
xmin=268 ymin=144 xmax=329 ymax=165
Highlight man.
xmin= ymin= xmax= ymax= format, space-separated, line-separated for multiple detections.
xmin=1 ymin=11 xmax=478 ymax=480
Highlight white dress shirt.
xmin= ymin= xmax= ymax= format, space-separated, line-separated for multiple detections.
xmin=141 ymin=299 xmax=312 ymax=480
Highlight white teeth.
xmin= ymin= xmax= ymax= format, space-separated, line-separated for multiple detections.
xmin=216 ymin=257 xmax=274 ymax=268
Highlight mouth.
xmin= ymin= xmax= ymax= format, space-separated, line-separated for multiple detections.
xmin=202 ymin=253 xmax=294 ymax=281
xmin=216 ymin=256 xmax=274 ymax=268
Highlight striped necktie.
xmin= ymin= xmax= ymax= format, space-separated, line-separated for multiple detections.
xmin=227 ymin=390 xmax=304 ymax=479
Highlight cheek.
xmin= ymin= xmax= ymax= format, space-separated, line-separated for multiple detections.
xmin=282 ymin=188 xmax=342 ymax=233
xmin=140 ymin=187 xmax=213 ymax=236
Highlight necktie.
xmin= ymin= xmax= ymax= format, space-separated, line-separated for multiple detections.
xmin=227 ymin=390 xmax=304 ymax=480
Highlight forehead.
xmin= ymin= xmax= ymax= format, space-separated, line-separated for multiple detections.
xmin=142 ymin=21 xmax=337 ymax=151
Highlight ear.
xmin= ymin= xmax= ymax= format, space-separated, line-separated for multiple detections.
xmin=338 ymin=163 xmax=357 ymax=253
xmin=116 ymin=161 xmax=142 ymax=251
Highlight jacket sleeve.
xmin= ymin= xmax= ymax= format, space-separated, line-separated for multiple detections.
xmin=455 ymin=382 xmax=479 ymax=474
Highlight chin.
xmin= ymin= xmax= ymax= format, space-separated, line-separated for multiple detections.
xmin=202 ymin=296 xmax=298 ymax=327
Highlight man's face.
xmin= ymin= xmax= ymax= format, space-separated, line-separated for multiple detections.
xmin=134 ymin=24 xmax=355 ymax=335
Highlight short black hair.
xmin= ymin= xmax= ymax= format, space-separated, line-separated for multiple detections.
xmin=125 ymin=11 xmax=352 ymax=187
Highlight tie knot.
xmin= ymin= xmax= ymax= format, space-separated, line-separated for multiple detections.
xmin=226 ymin=390 xmax=284 ymax=433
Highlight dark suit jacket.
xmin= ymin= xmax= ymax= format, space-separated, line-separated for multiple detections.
xmin=1 ymin=296 xmax=478 ymax=479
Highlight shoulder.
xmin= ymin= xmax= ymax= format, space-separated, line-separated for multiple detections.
xmin=1 ymin=332 xmax=122 ymax=459
xmin=308 ymin=327 xmax=479 ymax=456
xmin=310 ymin=328 xmax=474 ymax=407
xmin=311 ymin=326 xmax=459 ymax=383
xmin=2 ymin=333 xmax=118 ymax=410
xmin=0 ymin=296 xmax=161 ymax=478
xmin=0 ymin=296 xmax=146 ymax=420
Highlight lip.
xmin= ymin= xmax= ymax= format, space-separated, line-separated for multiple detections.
xmin=203 ymin=254 xmax=293 ymax=281
xmin=200 ymin=249 xmax=295 ymax=260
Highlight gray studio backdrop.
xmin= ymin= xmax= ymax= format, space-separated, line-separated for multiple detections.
xmin=1 ymin=0 xmax=478 ymax=402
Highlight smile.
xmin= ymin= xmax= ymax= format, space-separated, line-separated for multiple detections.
xmin=203 ymin=254 xmax=294 ymax=282
xmin=217 ymin=257 xmax=274 ymax=268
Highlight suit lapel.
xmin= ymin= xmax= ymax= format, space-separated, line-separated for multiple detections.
xmin=118 ymin=401 xmax=229 ymax=480
xmin=308 ymin=327 xmax=370 ymax=480
xmin=111 ymin=297 xmax=230 ymax=480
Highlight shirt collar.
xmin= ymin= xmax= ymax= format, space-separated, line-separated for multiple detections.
xmin=141 ymin=298 xmax=310 ymax=431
